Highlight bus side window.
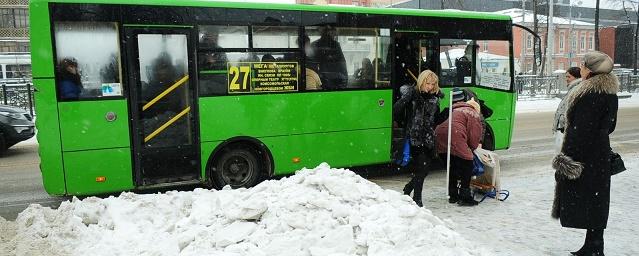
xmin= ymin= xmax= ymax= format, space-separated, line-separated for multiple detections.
xmin=53 ymin=22 xmax=122 ymax=100
xmin=474 ymin=40 xmax=512 ymax=91
xmin=439 ymin=39 xmax=476 ymax=87
xmin=197 ymin=25 xmax=247 ymax=96
xmin=304 ymin=26 xmax=390 ymax=90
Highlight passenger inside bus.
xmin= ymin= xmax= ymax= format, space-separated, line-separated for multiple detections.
xmin=142 ymin=52 xmax=189 ymax=148
xmin=261 ymin=54 xmax=276 ymax=62
xmin=56 ymin=57 xmax=83 ymax=100
xmin=311 ymin=25 xmax=347 ymax=90
xmin=198 ymin=29 xmax=228 ymax=71
xmin=455 ymin=43 xmax=480 ymax=85
xmin=353 ymin=57 xmax=374 ymax=88
xmin=291 ymin=35 xmax=322 ymax=90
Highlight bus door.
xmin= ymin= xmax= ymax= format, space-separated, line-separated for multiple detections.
xmin=125 ymin=28 xmax=201 ymax=186
xmin=391 ymin=31 xmax=439 ymax=154
xmin=392 ymin=30 xmax=440 ymax=99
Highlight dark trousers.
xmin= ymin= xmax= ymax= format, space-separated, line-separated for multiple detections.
xmin=446 ymin=155 xmax=474 ymax=197
xmin=404 ymin=146 xmax=433 ymax=200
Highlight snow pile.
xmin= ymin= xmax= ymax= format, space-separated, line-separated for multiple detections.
xmin=6 ymin=163 xmax=490 ymax=256
xmin=0 ymin=216 xmax=17 ymax=253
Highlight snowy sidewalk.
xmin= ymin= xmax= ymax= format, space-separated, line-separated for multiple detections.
xmin=375 ymin=154 xmax=639 ymax=256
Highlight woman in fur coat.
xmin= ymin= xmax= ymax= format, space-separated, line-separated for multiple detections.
xmin=552 ymin=51 xmax=619 ymax=256
xmin=553 ymin=66 xmax=582 ymax=153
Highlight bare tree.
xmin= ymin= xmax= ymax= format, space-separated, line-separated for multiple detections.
xmin=634 ymin=1 xmax=638 ymax=74
xmin=540 ymin=2 xmax=551 ymax=75
xmin=595 ymin=0 xmax=601 ymax=50
xmin=609 ymin=0 xmax=639 ymax=74
xmin=533 ymin=0 xmax=540 ymax=75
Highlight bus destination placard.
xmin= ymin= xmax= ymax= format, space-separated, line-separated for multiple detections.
xmin=228 ymin=62 xmax=298 ymax=93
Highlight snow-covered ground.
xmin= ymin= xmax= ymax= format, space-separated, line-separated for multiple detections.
xmin=409 ymin=153 xmax=639 ymax=256
xmin=2 ymin=159 xmax=638 ymax=256
xmin=516 ymin=93 xmax=639 ymax=113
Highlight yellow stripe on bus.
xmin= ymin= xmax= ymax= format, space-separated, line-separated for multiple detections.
xmin=144 ymin=106 xmax=191 ymax=143
xmin=142 ymin=75 xmax=189 ymax=111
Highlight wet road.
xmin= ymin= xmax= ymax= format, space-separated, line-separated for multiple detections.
xmin=1 ymin=106 xmax=638 ymax=221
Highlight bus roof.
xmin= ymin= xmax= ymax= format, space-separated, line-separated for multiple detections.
xmin=30 ymin=0 xmax=511 ymax=21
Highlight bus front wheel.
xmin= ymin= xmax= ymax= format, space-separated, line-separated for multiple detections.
xmin=210 ymin=145 xmax=263 ymax=189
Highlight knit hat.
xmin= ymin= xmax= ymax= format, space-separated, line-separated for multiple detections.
xmin=452 ymin=88 xmax=466 ymax=102
xmin=583 ymin=51 xmax=613 ymax=75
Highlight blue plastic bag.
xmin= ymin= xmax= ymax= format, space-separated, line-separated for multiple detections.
xmin=472 ymin=153 xmax=484 ymax=176
xmin=395 ymin=138 xmax=411 ymax=167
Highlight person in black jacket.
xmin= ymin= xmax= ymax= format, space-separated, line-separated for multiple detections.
xmin=393 ymin=70 xmax=443 ymax=207
xmin=552 ymin=51 xmax=618 ymax=256
xmin=311 ymin=25 xmax=348 ymax=90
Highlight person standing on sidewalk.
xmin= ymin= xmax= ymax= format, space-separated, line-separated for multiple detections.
xmin=435 ymin=93 xmax=483 ymax=206
xmin=393 ymin=70 xmax=443 ymax=207
xmin=552 ymin=51 xmax=619 ymax=256
xmin=553 ymin=67 xmax=582 ymax=153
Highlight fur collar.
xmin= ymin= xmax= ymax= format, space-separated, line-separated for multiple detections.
xmin=563 ymin=73 xmax=619 ymax=117
xmin=567 ymin=78 xmax=582 ymax=88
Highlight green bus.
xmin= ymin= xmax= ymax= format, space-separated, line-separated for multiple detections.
xmin=30 ymin=0 xmax=535 ymax=196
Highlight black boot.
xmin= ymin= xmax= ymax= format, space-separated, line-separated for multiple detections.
xmin=572 ymin=229 xmax=605 ymax=256
xmin=412 ymin=176 xmax=425 ymax=207
xmin=448 ymin=181 xmax=459 ymax=204
xmin=571 ymin=230 xmax=592 ymax=256
xmin=457 ymin=188 xmax=478 ymax=206
xmin=403 ymin=179 xmax=414 ymax=196
xmin=448 ymin=183 xmax=459 ymax=204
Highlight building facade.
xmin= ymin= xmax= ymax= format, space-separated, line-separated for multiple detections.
xmin=499 ymin=8 xmax=597 ymax=74
xmin=0 ymin=0 xmax=30 ymax=81
xmin=0 ymin=0 xmax=28 ymax=53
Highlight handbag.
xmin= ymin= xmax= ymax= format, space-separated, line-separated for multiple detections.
xmin=394 ymin=137 xmax=411 ymax=167
xmin=610 ymin=151 xmax=626 ymax=175
xmin=472 ymin=153 xmax=485 ymax=176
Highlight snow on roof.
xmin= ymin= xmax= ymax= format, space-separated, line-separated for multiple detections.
xmin=496 ymin=8 xmax=595 ymax=26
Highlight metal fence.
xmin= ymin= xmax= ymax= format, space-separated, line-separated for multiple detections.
xmin=1 ymin=80 xmax=35 ymax=116
xmin=514 ymin=75 xmax=562 ymax=98
xmin=515 ymin=73 xmax=639 ymax=99
xmin=617 ymin=73 xmax=639 ymax=93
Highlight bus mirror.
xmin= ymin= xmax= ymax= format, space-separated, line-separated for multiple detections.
xmin=534 ymin=37 xmax=542 ymax=67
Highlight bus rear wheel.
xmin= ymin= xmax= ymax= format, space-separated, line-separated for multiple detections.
xmin=210 ymin=145 xmax=262 ymax=189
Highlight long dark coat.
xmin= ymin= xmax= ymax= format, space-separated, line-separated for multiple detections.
xmin=552 ymin=73 xmax=619 ymax=229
